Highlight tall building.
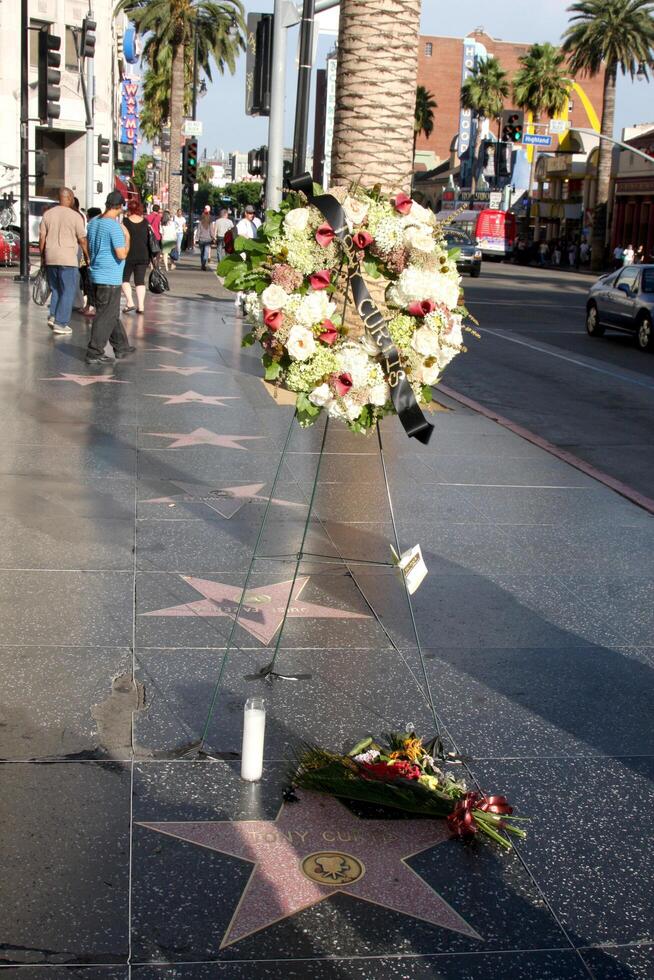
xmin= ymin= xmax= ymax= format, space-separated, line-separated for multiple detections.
xmin=1 ymin=2 xmax=132 ymax=218
xmin=416 ymin=28 xmax=606 ymax=171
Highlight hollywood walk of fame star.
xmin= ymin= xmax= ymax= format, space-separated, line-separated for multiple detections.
xmin=142 ymin=345 xmax=183 ymax=355
xmin=141 ymin=481 xmax=303 ymax=519
xmin=144 ymin=428 xmax=263 ymax=450
xmin=142 ymin=575 xmax=369 ymax=644
xmin=40 ymin=373 xmax=129 ymax=387
xmin=145 ymin=365 xmax=221 ymax=376
xmin=138 ymin=792 xmax=481 ymax=949
xmin=144 ymin=391 xmax=240 ymax=407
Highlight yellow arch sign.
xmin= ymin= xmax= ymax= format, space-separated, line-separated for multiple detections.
xmin=524 ymin=80 xmax=601 ymax=160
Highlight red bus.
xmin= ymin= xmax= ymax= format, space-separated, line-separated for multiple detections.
xmin=438 ymin=209 xmax=516 ymax=259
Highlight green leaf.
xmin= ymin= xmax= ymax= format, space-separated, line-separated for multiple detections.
xmin=363 ymin=257 xmax=382 ymax=279
xmin=263 ymin=212 xmax=283 ymax=237
xmin=262 ymin=354 xmax=282 ymax=381
xmin=421 ymin=384 xmax=433 ymax=403
xmin=241 ymin=332 xmax=255 ymax=348
xmin=295 ymin=392 xmax=320 ymax=417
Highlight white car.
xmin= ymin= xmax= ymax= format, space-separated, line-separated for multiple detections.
xmin=2 ymin=197 xmax=57 ymax=244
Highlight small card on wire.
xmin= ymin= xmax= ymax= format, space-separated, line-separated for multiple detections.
xmin=390 ymin=543 xmax=428 ymax=595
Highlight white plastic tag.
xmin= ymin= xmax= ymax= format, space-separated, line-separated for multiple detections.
xmin=390 ymin=543 xmax=428 ymax=595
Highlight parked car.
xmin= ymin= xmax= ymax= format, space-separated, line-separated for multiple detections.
xmin=444 ymin=229 xmax=482 ymax=277
xmin=0 ymin=229 xmax=20 ymax=265
xmin=5 ymin=196 xmax=57 ymax=243
xmin=586 ymin=264 xmax=654 ymax=351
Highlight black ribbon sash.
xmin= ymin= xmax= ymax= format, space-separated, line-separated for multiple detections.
xmin=288 ymin=173 xmax=434 ymax=445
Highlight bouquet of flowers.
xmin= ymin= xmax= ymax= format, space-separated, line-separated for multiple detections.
xmin=291 ymin=731 xmax=526 ymax=850
xmin=218 ymin=184 xmax=477 ymax=435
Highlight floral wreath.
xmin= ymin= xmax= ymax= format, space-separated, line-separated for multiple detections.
xmin=218 ymin=180 xmax=476 ymax=437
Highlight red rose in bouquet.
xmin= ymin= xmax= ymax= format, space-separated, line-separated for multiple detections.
xmin=407 ymin=299 xmax=437 ymax=317
xmin=264 ymin=309 xmax=284 ymax=331
xmin=393 ymin=193 xmax=413 ymax=215
xmin=359 ymin=759 xmax=421 ymax=781
xmin=309 ymin=270 xmax=331 ymax=290
xmin=316 ymin=223 xmax=335 ymax=247
xmin=318 ymin=319 xmax=339 ymax=345
xmin=333 ymin=372 xmax=353 ymax=397
xmin=352 ymin=230 xmax=374 ymax=250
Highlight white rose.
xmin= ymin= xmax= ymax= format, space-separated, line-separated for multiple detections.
xmin=412 ymin=326 xmax=440 ymax=357
xmin=261 ymin=283 xmax=289 ymax=311
xmin=342 ymin=396 xmax=364 ymax=421
xmin=443 ymin=314 xmax=463 ymax=347
xmin=308 ymin=383 xmax=333 ymax=408
xmin=337 ymin=343 xmax=370 ymax=386
xmin=404 ymin=224 xmax=436 ymax=254
xmin=296 ymin=290 xmax=335 ymax=327
xmin=421 ymin=361 xmax=441 ymax=385
xmin=369 ymin=382 xmax=390 ymax=406
xmin=286 ymin=325 xmax=317 ymax=361
xmin=409 ymin=202 xmax=436 ymax=226
xmin=342 ymin=196 xmax=369 ymax=230
xmin=284 ymin=207 xmax=310 ymax=233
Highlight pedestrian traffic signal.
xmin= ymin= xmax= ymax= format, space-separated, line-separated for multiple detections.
xmin=182 ymin=138 xmax=198 ymax=185
xmin=496 ymin=141 xmax=513 ymax=178
xmin=501 ymin=110 xmax=524 ymax=144
xmin=248 ymin=146 xmax=267 ymax=178
xmin=252 ymin=14 xmax=273 ymax=116
xmin=80 ymin=17 xmax=96 ymax=58
xmin=97 ymin=136 xmax=111 ymax=165
xmin=37 ymin=29 xmax=61 ymax=123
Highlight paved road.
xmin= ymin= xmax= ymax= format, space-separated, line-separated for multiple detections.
xmin=446 ymin=262 xmax=654 ymax=500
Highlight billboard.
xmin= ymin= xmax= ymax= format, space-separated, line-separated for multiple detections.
xmin=120 ymin=79 xmax=139 ymax=146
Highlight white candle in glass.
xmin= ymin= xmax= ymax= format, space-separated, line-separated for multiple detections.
xmin=241 ymin=697 xmax=266 ymax=781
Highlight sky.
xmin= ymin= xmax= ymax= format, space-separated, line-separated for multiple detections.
xmin=194 ymin=0 xmax=654 ymax=160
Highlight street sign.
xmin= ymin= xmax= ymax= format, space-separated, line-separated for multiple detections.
xmin=183 ymin=119 xmax=203 ymax=137
xmin=523 ymin=133 xmax=553 ymax=147
xmin=489 ymin=191 xmax=502 ymax=209
xmin=549 ymin=119 xmax=570 ymax=135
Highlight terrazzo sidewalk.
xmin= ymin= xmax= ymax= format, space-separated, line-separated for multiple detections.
xmin=0 ymin=272 xmax=652 ymax=980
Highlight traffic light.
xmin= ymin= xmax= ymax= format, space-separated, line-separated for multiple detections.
xmin=248 ymin=146 xmax=267 ymax=178
xmin=252 ymin=14 xmax=273 ymax=116
xmin=80 ymin=17 xmax=96 ymax=58
xmin=97 ymin=136 xmax=110 ymax=165
xmin=501 ymin=110 xmax=524 ymax=144
xmin=38 ymin=29 xmax=61 ymax=123
xmin=496 ymin=141 xmax=513 ymax=178
xmin=182 ymin=138 xmax=198 ymax=185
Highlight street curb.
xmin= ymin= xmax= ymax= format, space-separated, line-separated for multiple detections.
xmin=438 ymin=384 xmax=654 ymax=516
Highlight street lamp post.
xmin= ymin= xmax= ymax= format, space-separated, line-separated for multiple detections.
xmin=17 ymin=0 xmax=30 ymax=282
xmin=291 ymin=0 xmax=315 ymax=176
xmin=187 ymin=23 xmax=200 ymax=247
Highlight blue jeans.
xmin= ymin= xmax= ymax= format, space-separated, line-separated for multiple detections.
xmin=47 ymin=265 xmax=78 ymax=327
xmin=199 ymin=241 xmax=211 ymax=268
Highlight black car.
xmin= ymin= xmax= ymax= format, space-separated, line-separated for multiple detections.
xmin=586 ymin=264 xmax=654 ymax=351
xmin=445 ymin=229 xmax=482 ymax=277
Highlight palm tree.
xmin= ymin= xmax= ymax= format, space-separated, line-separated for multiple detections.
xmin=461 ymin=56 xmax=510 ymax=191
xmin=116 ymin=0 xmax=245 ymax=209
xmin=331 ymin=0 xmax=422 ymax=193
xmin=513 ymin=43 xmax=570 ymax=236
xmin=562 ymin=0 xmax=654 ymax=269
xmin=413 ymin=86 xmax=437 ymax=163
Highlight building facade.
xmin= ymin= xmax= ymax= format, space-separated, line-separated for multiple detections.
xmin=611 ymin=125 xmax=654 ymax=257
xmin=1 ymin=1 xmax=129 ymax=220
xmin=416 ymin=28 xmax=606 ymax=172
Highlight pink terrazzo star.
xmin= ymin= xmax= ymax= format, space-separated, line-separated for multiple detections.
xmin=144 ymin=390 xmax=240 ymax=407
xmin=139 ymin=792 xmax=481 ymax=949
xmin=141 ymin=482 xmax=302 ymax=519
xmin=145 ymin=365 xmax=221 ymax=376
xmin=144 ymin=428 xmax=263 ymax=450
xmin=143 ymin=345 xmax=183 ymax=355
xmin=142 ymin=575 xmax=369 ymax=644
xmin=40 ymin=374 xmax=129 ymax=386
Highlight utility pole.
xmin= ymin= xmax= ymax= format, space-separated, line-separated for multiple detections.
xmin=265 ymin=0 xmax=288 ymax=210
xmin=85 ymin=30 xmax=94 ymax=210
xmin=17 ymin=0 xmax=30 ymax=282
xmin=291 ymin=0 xmax=315 ymax=176
xmin=187 ymin=22 xmax=199 ymax=248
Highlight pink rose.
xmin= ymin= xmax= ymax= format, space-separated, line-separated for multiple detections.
xmin=333 ymin=372 xmax=353 ymax=397
xmin=352 ymin=230 xmax=374 ymax=250
xmin=316 ymin=223 xmax=335 ymax=247
xmin=407 ymin=299 xmax=437 ymax=317
xmin=318 ymin=319 xmax=338 ymax=345
xmin=393 ymin=193 xmax=413 ymax=215
xmin=309 ymin=270 xmax=331 ymax=290
xmin=264 ymin=308 xmax=283 ymax=331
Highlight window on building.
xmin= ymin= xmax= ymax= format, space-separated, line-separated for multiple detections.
xmin=65 ymin=26 xmax=79 ymax=71
xmin=425 ymin=42 xmax=433 ymax=57
xmin=29 ymin=20 xmax=49 ymax=68
xmin=568 ymin=99 xmax=574 ymax=112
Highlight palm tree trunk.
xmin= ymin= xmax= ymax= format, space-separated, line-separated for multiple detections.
xmin=590 ymin=63 xmax=617 ymax=272
xmin=413 ymin=129 xmax=417 ymax=164
xmin=331 ymin=0 xmax=421 ymax=193
xmin=168 ymin=40 xmax=186 ymax=211
xmin=528 ymin=151 xmax=537 ymax=238
xmin=470 ymin=120 xmax=483 ymax=193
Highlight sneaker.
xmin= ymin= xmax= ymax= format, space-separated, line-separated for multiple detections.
xmin=85 ymin=353 xmax=113 ymax=364
xmin=114 ymin=346 xmax=136 ymax=360
xmin=52 ymin=323 xmax=73 ymax=335
xmin=47 ymin=315 xmax=55 ymax=328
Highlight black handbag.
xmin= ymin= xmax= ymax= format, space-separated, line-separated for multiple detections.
xmin=147 ymin=223 xmax=161 ymax=259
xmin=148 ymin=265 xmax=169 ymax=294
xmin=31 ymin=267 xmax=51 ymax=305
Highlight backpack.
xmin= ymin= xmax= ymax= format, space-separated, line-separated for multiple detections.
xmin=223 ymin=228 xmax=235 ymax=254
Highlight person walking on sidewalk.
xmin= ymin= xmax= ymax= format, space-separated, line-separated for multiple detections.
xmin=212 ymin=207 xmax=233 ymax=264
xmin=174 ymin=208 xmax=187 ymax=255
xmin=121 ymin=199 xmax=149 ymax=314
xmin=196 ymin=206 xmax=214 ymax=270
xmin=146 ymin=204 xmax=162 ymax=244
xmin=39 ymin=186 xmax=89 ymax=335
xmin=160 ymin=211 xmax=177 ymax=271
xmin=85 ymin=191 xmax=135 ymax=365
xmin=233 ymin=206 xmax=261 ymax=308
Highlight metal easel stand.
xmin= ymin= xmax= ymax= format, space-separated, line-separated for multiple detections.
xmin=194 ymin=412 xmax=442 ymax=758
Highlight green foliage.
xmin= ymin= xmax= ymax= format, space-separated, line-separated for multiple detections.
xmin=562 ymin=0 xmax=654 ymax=79
xmin=421 ymin=384 xmax=433 ymax=403
xmin=414 ymin=85 xmax=437 ymax=140
xmin=460 ymin=56 xmax=510 ymax=122
xmin=197 ymin=163 xmax=214 ymax=184
xmin=262 ymin=354 xmax=282 ymax=381
xmin=513 ymin=43 xmax=570 ymax=118
xmin=295 ymin=392 xmax=321 ymax=427
xmin=223 ymin=181 xmax=263 ymax=209
xmin=133 ymin=154 xmax=155 ymax=195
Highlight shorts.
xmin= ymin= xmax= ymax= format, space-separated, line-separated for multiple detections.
xmin=123 ymin=261 xmax=148 ymax=286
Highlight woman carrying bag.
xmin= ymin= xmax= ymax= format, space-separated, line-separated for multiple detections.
xmin=160 ymin=211 xmax=177 ymax=271
xmin=121 ymin=199 xmax=150 ymax=314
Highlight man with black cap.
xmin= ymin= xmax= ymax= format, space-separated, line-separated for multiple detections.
xmin=85 ymin=190 xmax=136 ymax=364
